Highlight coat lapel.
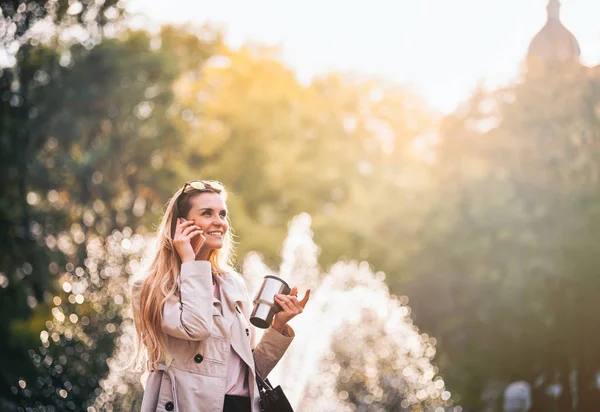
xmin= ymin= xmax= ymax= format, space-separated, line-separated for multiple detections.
xmin=216 ymin=274 xmax=255 ymax=372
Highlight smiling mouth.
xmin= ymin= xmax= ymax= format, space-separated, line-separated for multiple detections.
xmin=207 ymin=231 xmax=223 ymax=238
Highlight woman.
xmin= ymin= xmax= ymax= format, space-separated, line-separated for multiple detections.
xmin=131 ymin=180 xmax=310 ymax=412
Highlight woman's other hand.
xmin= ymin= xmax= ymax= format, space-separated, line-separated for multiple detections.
xmin=173 ymin=218 xmax=205 ymax=263
xmin=272 ymin=286 xmax=311 ymax=333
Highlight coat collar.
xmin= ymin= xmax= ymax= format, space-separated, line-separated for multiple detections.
xmin=215 ymin=272 xmax=246 ymax=309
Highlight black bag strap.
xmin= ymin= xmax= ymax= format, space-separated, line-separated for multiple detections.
xmin=256 ymin=372 xmax=274 ymax=392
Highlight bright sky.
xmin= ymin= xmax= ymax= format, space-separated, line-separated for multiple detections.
xmin=127 ymin=0 xmax=600 ymax=114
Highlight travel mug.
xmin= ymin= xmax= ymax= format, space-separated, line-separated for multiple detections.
xmin=250 ymin=275 xmax=291 ymax=329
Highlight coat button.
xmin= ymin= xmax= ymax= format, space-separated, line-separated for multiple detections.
xmin=246 ymin=328 xmax=250 ymax=336
xmin=194 ymin=354 xmax=203 ymax=363
xmin=165 ymin=401 xmax=174 ymax=411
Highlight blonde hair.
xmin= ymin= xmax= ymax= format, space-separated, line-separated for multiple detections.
xmin=132 ymin=182 xmax=234 ymax=370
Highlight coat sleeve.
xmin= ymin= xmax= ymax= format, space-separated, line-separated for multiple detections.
xmin=253 ymin=325 xmax=295 ymax=379
xmin=163 ymin=261 xmax=215 ymax=341
xmin=132 ymin=261 xmax=215 ymax=341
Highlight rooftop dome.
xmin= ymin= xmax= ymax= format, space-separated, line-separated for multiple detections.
xmin=527 ymin=0 xmax=581 ymax=64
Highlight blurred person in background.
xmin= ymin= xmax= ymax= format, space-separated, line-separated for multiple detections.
xmin=504 ymin=380 xmax=532 ymax=412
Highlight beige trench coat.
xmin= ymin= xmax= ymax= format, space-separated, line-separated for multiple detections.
xmin=131 ymin=261 xmax=294 ymax=412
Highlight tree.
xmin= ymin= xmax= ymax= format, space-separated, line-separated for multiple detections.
xmin=403 ymin=66 xmax=600 ymax=410
xmin=171 ymin=43 xmax=438 ymax=275
xmin=1 ymin=0 xmax=124 ymax=407
xmin=1 ymin=21 xmax=220 ymax=408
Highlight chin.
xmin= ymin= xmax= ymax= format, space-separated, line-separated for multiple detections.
xmin=206 ymin=241 xmax=224 ymax=250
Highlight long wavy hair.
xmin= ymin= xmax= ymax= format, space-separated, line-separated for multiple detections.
xmin=132 ymin=182 xmax=235 ymax=370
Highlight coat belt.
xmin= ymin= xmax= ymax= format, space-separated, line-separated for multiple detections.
xmin=157 ymin=363 xmax=179 ymax=412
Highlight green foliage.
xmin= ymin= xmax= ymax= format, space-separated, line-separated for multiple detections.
xmin=0 ymin=15 xmax=219 ymax=409
xmin=171 ymin=47 xmax=437 ymax=271
xmin=404 ymin=66 xmax=600 ymax=409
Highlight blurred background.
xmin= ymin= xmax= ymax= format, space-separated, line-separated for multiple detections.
xmin=1 ymin=0 xmax=600 ymax=411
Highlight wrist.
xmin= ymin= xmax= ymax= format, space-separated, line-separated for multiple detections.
xmin=271 ymin=319 xmax=286 ymax=333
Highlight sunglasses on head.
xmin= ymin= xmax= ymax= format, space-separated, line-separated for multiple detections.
xmin=175 ymin=180 xmax=224 ymax=210
xmin=181 ymin=180 xmax=224 ymax=193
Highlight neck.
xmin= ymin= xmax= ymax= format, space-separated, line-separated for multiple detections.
xmin=196 ymin=247 xmax=212 ymax=262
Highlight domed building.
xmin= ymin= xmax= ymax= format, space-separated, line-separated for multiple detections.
xmin=526 ymin=0 xmax=582 ymax=70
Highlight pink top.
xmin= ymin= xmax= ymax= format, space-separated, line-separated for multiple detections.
xmin=213 ymin=280 xmax=250 ymax=396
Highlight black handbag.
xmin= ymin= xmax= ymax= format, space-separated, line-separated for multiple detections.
xmin=256 ymin=373 xmax=294 ymax=412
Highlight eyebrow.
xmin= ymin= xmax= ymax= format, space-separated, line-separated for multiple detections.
xmin=198 ymin=208 xmax=227 ymax=212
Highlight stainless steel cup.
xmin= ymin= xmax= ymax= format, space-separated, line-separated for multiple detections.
xmin=250 ymin=275 xmax=291 ymax=329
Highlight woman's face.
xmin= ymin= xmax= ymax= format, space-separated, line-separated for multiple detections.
xmin=185 ymin=192 xmax=229 ymax=256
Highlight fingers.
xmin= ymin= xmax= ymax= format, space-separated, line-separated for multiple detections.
xmin=274 ymin=294 xmax=297 ymax=314
xmin=272 ymin=287 xmax=310 ymax=330
xmin=177 ymin=217 xmax=195 ymax=227
xmin=174 ymin=218 xmax=183 ymax=235
xmin=178 ymin=219 xmax=201 ymax=237
xmin=275 ymin=286 xmax=311 ymax=311
xmin=275 ymin=293 xmax=304 ymax=314
xmin=173 ymin=219 xmax=201 ymax=263
xmin=182 ymin=224 xmax=202 ymax=237
xmin=174 ymin=219 xmax=203 ymax=247
xmin=175 ymin=218 xmax=193 ymax=235
xmin=188 ymin=230 xmax=203 ymax=241
xmin=299 ymin=289 xmax=311 ymax=308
